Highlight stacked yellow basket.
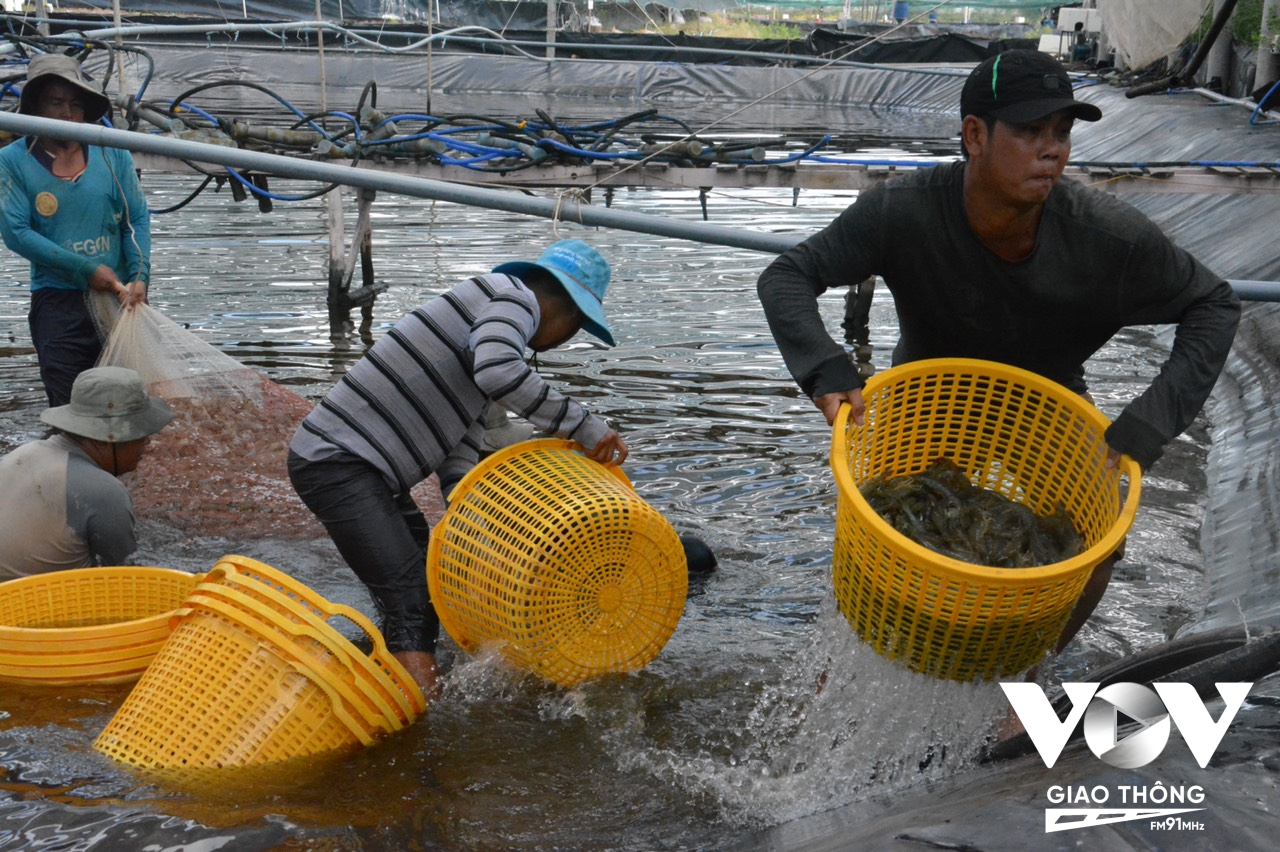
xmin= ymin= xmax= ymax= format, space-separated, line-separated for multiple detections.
xmin=94 ymin=555 xmax=425 ymax=770
xmin=0 ymin=567 xmax=199 ymax=685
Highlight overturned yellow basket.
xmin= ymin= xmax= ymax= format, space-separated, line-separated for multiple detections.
xmin=831 ymin=358 xmax=1141 ymax=681
xmin=94 ymin=555 xmax=423 ymax=771
xmin=427 ymin=439 xmax=687 ymax=687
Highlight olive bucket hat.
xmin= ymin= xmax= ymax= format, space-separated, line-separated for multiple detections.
xmin=41 ymin=367 xmax=173 ymax=443
xmin=493 ymin=239 xmax=615 ymax=346
xmin=18 ymin=53 xmax=112 ymax=124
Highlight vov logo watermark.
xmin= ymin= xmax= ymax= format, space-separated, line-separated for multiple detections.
xmin=1000 ymin=682 xmax=1252 ymax=833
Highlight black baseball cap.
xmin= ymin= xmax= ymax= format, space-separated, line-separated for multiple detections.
xmin=960 ymin=49 xmax=1102 ymax=124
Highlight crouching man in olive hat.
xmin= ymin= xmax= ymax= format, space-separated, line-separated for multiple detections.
xmin=0 ymin=367 xmax=173 ymax=580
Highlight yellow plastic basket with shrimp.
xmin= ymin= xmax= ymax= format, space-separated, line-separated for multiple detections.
xmin=427 ymin=439 xmax=687 ymax=688
xmin=830 ymin=358 xmax=1142 ymax=681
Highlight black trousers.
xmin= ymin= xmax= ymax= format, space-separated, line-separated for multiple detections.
xmin=286 ymin=449 xmax=438 ymax=654
xmin=29 ymin=288 xmax=102 ymax=407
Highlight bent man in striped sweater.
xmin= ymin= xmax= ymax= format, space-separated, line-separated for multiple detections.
xmin=287 ymin=239 xmax=627 ymax=697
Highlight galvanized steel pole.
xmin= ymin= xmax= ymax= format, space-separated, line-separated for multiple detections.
xmin=0 ymin=112 xmax=795 ymax=253
xmin=0 ymin=111 xmax=1276 ymax=301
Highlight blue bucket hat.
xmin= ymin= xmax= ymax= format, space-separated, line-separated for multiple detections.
xmin=492 ymin=239 xmax=615 ymax=346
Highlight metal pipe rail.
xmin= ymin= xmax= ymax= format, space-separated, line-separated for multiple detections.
xmin=1 ymin=111 xmax=1276 ymax=302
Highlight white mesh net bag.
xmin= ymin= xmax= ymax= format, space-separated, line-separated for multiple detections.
xmin=92 ymin=294 xmax=325 ymax=539
xmin=91 ymin=295 xmax=444 ymax=541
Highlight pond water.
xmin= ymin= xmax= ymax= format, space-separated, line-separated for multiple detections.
xmin=0 ymin=169 xmax=1264 ymax=850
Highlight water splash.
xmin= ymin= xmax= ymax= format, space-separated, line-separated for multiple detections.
xmin=618 ymin=599 xmax=1007 ymax=829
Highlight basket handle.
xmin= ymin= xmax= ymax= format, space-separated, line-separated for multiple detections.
xmin=281 ymin=659 xmax=379 ymax=747
xmin=1113 ymin=455 xmax=1144 ymax=534
xmin=319 ymin=602 xmax=395 ymax=658
xmin=833 ymin=401 xmax=852 ymax=432
xmin=306 ymin=600 xmax=427 ymax=715
xmin=181 ymin=589 xmax=404 ymax=731
xmin=201 ymin=559 xmax=423 ymax=712
xmin=192 ymin=574 xmax=419 ymax=717
xmin=202 ymin=567 xmax=399 ymax=667
xmin=192 ymin=582 xmax=381 ymax=675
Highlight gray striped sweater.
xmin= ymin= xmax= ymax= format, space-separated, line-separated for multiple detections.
xmin=289 ymin=273 xmax=611 ymax=495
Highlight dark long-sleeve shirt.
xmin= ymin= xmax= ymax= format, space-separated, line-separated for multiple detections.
xmin=756 ymin=161 xmax=1240 ymax=468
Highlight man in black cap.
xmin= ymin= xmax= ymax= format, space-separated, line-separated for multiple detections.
xmin=756 ymin=50 xmax=1239 ymax=654
xmin=0 ymin=366 xmax=173 ymax=580
xmin=0 ymin=53 xmax=151 ymax=407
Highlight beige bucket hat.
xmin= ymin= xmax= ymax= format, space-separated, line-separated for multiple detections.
xmin=18 ymin=53 xmax=111 ymax=124
xmin=41 ymin=367 xmax=173 ymax=443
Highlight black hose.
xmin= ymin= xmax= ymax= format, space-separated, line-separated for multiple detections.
xmin=440 ymin=114 xmax=527 ymax=134
xmin=149 ymin=174 xmax=214 ymax=215
xmin=587 ymin=108 xmax=660 ymax=152
xmin=354 ymin=79 xmax=377 ymax=118
xmin=536 ymin=108 xmax=579 ymax=149
xmin=166 ymin=79 xmax=328 ymax=139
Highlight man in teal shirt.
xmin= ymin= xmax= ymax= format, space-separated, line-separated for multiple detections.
xmin=0 ymin=53 xmax=150 ymax=406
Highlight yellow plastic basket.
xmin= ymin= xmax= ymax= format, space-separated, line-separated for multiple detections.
xmin=427 ymin=439 xmax=687 ymax=687
xmin=830 ymin=358 xmax=1141 ymax=681
xmin=197 ymin=555 xmax=425 ymax=724
xmin=94 ymin=600 xmax=374 ymax=770
xmin=0 ymin=567 xmax=200 ymax=685
xmin=94 ymin=555 xmax=423 ymax=770
xmin=180 ymin=586 xmax=405 ymax=735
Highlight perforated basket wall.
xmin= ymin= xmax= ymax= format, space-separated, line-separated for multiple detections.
xmin=0 ymin=567 xmax=199 ymax=685
xmin=94 ymin=602 xmax=374 ymax=770
xmin=198 ymin=555 xmax=425 ymax=725
xmin=831 ymin=359 xmax=1141 ymax=681
xmin=94 ymin=555 xmax=424 ymax=770
xmin=427 ymin=439 xmax=687 ymax=687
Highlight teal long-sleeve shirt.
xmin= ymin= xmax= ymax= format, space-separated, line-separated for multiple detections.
xmin=0 ymin=137 xmax=150 ymax=291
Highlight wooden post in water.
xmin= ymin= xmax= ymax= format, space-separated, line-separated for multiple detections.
xmin=325 ymin=187 xmax=385 ymax=341
xmin=326 ymin=187 xmax=349 ymax=339
xmin=34 ymin=0 xmax=50 ymax=35
xmin=1206 ymin=0 xmax=1236 ymax=91
xmin=112 ymin=0 xmax=128 ymax=97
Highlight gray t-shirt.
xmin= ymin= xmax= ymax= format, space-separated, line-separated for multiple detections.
xmin=0 ymin=434 xmax=138 ymax=579
xmin=756 ymin=161 xmax=1241 ymax=468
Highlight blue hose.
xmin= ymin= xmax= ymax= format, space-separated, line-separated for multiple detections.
xmin=1250 ymin=78 xmax=1280 ymax=125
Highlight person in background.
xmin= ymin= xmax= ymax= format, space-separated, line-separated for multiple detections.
xmin=0 ymin=367 xmax=173 ymax=581
xmin=1071 ymin=22 xmax=1094 ymax=64
xmin=756 ymin=49 xmax=1240 ymax=657
xmin=0 ymin=52 xmax=151 ymax=407
xmin=288 ymin=239 xmax=628 ymax=698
